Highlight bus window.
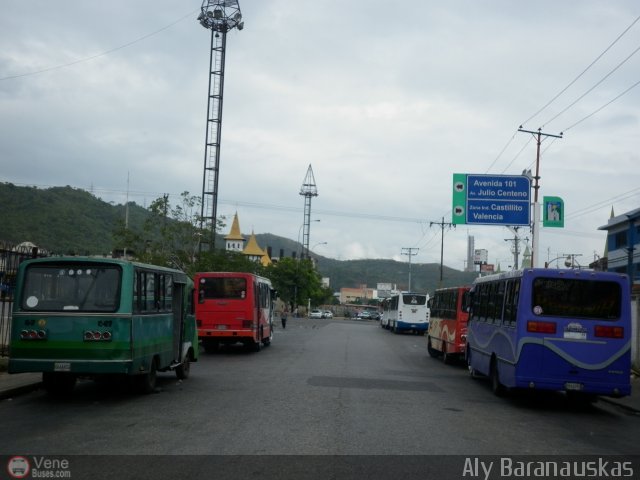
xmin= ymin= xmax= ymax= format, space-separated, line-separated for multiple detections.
xmin=21 ymin=264 xmax=121 ymax=313
xmin=199 ymin=277 xmax=247 ymax=300
xmin=531 ymin=278 xmax=621 ymax=319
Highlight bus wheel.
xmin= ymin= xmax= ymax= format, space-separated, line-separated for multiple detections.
xmin=253 ymin=338 xmax=262 ymax=352
xmin=490 ymin=358 xmax=506 ymax=396
xmin=43 ymin=372 xmax=76 ymax=396
xmin=175 ymin=355 xmax=191 ymax=380
xmin=136 ymin=359 xmax=157 ymax=394
xmin=203 ymin=339 xmax=218 ymax=354
xmin=427 ymin=337 xmax=440 ymax=358
xmin=566 ymin=391 xmax=597 ymax=406
xmin=263 ymin=329 xmax=273 ymax=347
xmin=466 ymin=347 xmax=480 ymax=379
xmin=442 ymin=343 xmax=453 ymax=365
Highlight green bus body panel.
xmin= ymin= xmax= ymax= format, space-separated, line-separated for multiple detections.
xmin=8 ymin=256 xmax=197 ymax=376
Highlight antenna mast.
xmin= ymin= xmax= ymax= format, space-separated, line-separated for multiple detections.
xmin=197 ymin=0 xmax=244 ymax=252
xmin=299 ymin=165 xmax=318 ymax=259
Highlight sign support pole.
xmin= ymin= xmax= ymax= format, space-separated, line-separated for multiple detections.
xmin=517 ymin=127 xmax=563 ymax=268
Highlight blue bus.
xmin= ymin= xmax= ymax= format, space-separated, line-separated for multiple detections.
xmin=466 ymin=268 xmax=631 ymax=400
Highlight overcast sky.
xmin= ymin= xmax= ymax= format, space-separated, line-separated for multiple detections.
xmin=1 ymin=1 xmax=639 ymax=270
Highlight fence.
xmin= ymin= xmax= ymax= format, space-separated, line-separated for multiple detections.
xmin=0 ymin=242 xmax=48 ymax=356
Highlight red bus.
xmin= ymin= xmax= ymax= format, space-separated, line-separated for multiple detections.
xmin=195 ymin=272 xmax=275 ymax=353
xmin=427 ymin=286 xmax=471 ymax=364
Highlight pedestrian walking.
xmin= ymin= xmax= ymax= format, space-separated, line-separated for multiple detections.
xmin=281 ymin=309 xmax=288 ymax=329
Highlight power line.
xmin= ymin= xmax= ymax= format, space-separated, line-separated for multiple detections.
xmin=0 ymin=9 xmax=199 ymax=81
xmin=541 ymin=42 xmax=640 ymax=127
xmin=562 ymin=77 xmax=640 ymax=132
xmin=521 ymin=13 xmax=640 ymax=126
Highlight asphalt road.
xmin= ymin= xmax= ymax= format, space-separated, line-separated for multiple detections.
xmin=0 ymin=317 xmax=638 ymax=457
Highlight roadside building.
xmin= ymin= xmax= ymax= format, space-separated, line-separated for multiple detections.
xmin=598 ymin=207 xmax=640 ymax=290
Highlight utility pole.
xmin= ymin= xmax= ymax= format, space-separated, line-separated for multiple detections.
xmin=504 ymin=227 xmax=528 ymax=270
xmin=430 ymin=217 xmax=454 ymax=284
xmin=401 ymin=247 xmax=419 ymax=292
xmin=517 ymin=127 xmax=562 ymax=268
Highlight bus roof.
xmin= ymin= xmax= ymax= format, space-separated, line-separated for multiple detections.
xmin=472 ymin=268 xmax=629 ymax=285
xmin=18 ymin=256 xmax=190 ymax=282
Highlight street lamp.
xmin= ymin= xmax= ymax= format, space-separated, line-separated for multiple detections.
xmin=197 ymin=0 xmax=244 ymax=252
xmin=545 ymin=254 xmax=583 ymax=269
xmin=311 ymin=241 xmax=327 ymax=252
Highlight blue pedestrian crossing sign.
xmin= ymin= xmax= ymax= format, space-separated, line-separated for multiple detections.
xmin=452 ymin=173 xmax=531 ymax=226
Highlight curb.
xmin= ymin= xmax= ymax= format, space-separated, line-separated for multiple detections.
xmin=0 ymin=381 xmax=42 ymax=401
xmin=599 ymin=396 xmax=640 ymax=415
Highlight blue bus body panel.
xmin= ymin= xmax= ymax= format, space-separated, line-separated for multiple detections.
xmin=397 ymin=320 xmax=429 ymax=332
xmin=467 ymin=268 xmax=632 ymax=397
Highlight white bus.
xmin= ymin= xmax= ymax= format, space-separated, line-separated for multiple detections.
xmin=384 ymin=293 xmax=430 ymax=335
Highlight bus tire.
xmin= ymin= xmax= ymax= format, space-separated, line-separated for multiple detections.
xmin=263 ymin=329 xmax=273 ymax=347
xmin=136 ymin=358 xmax=157 ymax=394
xmin=175 ymin=354 xmax=191 ymax=380
xmin=203 ymin=339 xmax=218 ymax=354
xmin=427 ymin=337 xmax=440 ymax=358
xmin=566 ymin=391 xmax=597 ymax=406
xmin=466 ymin=347 xmax=480 ymax=379
xmin=490 ymin=357 xmax=506 ymax=396
xmin=43 ymin=372 xmax=76 ymax=396
xmin=442 ymin=343 xmax=453 ymax=365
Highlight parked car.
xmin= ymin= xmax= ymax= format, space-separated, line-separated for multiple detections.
xmin=323 ymin=310 xmax=333 ymax=319
xmin=357 ymin=311 xmax=372 ymax=320
xmin=309 ymin=309 xmax=323 ymax=319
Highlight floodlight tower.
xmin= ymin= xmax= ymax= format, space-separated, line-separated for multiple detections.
xmin=299 ymin=164 xmax=318 ymax=259
xmin=197 ymin=0 xmax=244 ymax=251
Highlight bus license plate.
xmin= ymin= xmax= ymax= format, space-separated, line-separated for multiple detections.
xmin=217 ymin=325 xmax=227 ymax=330
xmin=565 ymin=382 xmax=583 ymax=391
xmin=564 ymin=331 xmax=586 ymax=340
xmin=54 ymin=362 xmax=71 ymax=372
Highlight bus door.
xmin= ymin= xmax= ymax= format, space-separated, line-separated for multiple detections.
xmin=171 ymin=280 xmax=184 ymax=362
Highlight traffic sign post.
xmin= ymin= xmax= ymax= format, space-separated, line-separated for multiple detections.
xmin=452 ymin=174 xmax=531 ymax=226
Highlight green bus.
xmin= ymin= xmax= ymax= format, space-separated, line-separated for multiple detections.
xmin=8 ymin=257 xmax=198 ymax=395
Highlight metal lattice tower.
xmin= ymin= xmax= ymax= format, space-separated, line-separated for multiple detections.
xmin=299 ymin=165 xmax=318 ymax=259
xmin=197 ymin=1 xmax=244 ymax=251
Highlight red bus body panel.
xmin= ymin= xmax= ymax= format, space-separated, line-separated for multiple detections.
xmin=428 ymin=286 xmax=470 ymax=358
xmin=194 ymin=272 xmax=273 ymax=346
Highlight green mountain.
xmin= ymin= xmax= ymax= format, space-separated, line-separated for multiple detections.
xmin=0 ymin=183 xmax=148 ymax=255
xmin=0 ymin=183 xmax=477 ymax=292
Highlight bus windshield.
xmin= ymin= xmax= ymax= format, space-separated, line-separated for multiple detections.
xmin=199 ymin=277 xmax=247 ymax=300
xmin=531 ymin=277 xmax=621 ymax=320
xmin=21 ymin=264 xmax=121 ymax=312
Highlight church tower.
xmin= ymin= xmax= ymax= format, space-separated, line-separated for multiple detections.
xmin=224 ymin=212 xmax=245 ymax=252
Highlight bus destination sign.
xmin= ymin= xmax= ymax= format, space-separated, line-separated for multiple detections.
xmin=452 ymin=174 xmax=531 ymax=226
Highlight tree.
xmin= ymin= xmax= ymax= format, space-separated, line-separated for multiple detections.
xmin=112 ymin=191 xmax=227 ymax=273
xmin=265 ymin=258 xmax=332 ymax=310
xmin=193 ymin=249 xmax=265 ymax=277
